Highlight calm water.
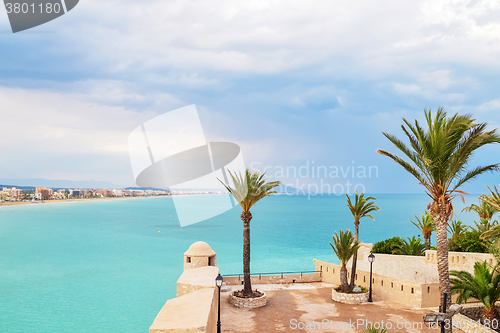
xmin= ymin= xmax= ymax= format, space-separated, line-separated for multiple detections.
xmin=0 ymin=194 xmax=477 ymax=332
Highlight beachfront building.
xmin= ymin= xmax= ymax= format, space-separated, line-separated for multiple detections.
xmin=98 ymin=189 xmax=114 ymax=197
xmin=0 ymin=191 xmax=9 ymax=201
xmin=1 ymin=187 xmax=23 ymax=199
xmin=112 ymin=189 xmax=123 ymax=197
xmin=35 ymin=187 xmax=52 ymax=200
xmin=69 ymin=189 xmax=81 ymax=197
xmin=52 ymin=190 xmax=66 ymax=200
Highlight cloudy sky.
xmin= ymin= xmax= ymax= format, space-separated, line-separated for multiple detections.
xmin=0 ymin=0 xmax=499 ymax=194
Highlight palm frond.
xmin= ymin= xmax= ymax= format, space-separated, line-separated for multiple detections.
xmin=219 ymin=168 xmax=281 ymax=212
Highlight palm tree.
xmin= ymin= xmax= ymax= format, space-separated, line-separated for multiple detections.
xmin=219 ymin=168 xmax=281 ymax=297
xmin=393 ymin=236 xmax=425 ymax=256
xmin=346 ymin=190 xmax=380 ymax=291
xmin=482 ymin=186 xmax=500 ymax=212
xmin=377 ymin=108 xmax=500 ymax=308
xmin=472 ymin=218 xmax=498 ymax=234
xmin=410 ymin=211 xmax=435 ymax=250
xmin=447 ymin=220 xmax=469 ymax=240
xmin=330 ymin=229 xmax=360 ymax=292
xmin=450 ymin=261 xmax=500 ymax=322
xmin=462 ymin=195 xmax=498 ymax=221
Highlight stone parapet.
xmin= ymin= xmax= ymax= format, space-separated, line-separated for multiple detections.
xmin=177 ymin=266 xmax=220 ymax=297
xmin=149 ymin=288 xmax=217 ymax=333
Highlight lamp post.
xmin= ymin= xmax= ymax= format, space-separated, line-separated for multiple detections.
xmin=215 ymin=274 xmax=223 ymax=333
xmin=368 ymin=253 xmax=375 ymax=302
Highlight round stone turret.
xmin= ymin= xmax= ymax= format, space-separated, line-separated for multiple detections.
xmin=184 ymin=241 xmax=217 ymax=270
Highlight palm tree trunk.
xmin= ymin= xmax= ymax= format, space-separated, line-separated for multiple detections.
xmin=425 ymin=235 xmax=430 ymax=250
xmin=340 ymin=266 xmax=348 ymax=292
xmin=241 ymin=211 xmax=253 ymax=297
xmin=430 ymin=203 xmax=452 ymax=311
xmin=483 ymin=307 xmax=500 ymax=323
xmin=349 ymin=219 xmax=360 ymax=291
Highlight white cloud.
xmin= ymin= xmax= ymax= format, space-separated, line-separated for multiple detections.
xmin=46 ymin=0 xmax=499 ymax=76
xmin=0 ymin=86 xmax=177 ymax=185
xmin=478 ymin=98 xmax=500 ymax=111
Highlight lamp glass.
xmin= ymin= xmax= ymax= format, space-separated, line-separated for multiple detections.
xmin=215 ymin=274 xmax=223 ymax=287
xmin=368 ymin=253 xmax=375 ymax=263
xmin=423 ymin=313 xmax=437 ymax=323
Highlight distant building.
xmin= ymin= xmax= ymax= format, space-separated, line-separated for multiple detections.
xmin=52 ymin=190 xmax=66 ymax=199
xmin=0 ymin=192 xmax=9 ymax=201
xmin=98 ymin=189 xmax=114 ymax=197
xmin=2 ymin=187 xmax=22 ymax=199
xmin=35 ymin=187 xmax=51 ymax=200
xmin=112 ymin=189 xmax=123 ymax=197
xmin=69 ymin=189 xmax=81 ymax=197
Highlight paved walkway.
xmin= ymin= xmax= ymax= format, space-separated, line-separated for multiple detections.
xmin=220 ymin=283 xmax=463 ymax=333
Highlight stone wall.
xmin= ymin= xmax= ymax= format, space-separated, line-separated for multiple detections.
xmin=351 ymin=244 xmax=497 ymax=284
xmin=453 ymin=313 xmax=497 ymax=333
xmin=151 ymin=266 xmax=220 ymax=332
xmin=149 ymin=288 xmax=218 ymax=333
xmin=459 ymin=305 xmax=500 ymax=323
xmin=316 ymin=243 xmax=496 ymax=308
xmin=184 ymin=255 xmax=217 ymax=270
xmin=315 ymin=260 xmax=440 ymax=307
xmin=425 ymin=251 xmax=496 ymax=274
xmin=223 ymin=273 xmax=321 ymax=286
xmin=176 ymin=266 xmax=220 ymax=297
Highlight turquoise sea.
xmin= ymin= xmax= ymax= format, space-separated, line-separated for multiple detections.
xmin=0 ymin=194 xmax=477 ymax=333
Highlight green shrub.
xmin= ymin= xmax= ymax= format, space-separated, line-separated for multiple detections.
xmin=371 ymin=237 xmax=403 ymax=254
xmin=449 ymin=231 xmax=487 ymax=253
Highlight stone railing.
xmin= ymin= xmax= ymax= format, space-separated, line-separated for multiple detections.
xmin=223 ymin=272 xmax=321 ymax=285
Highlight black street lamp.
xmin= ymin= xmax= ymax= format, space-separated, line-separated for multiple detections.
xmin=215 ymin=274 xmax=223 ymax=333
xmin=368 ymin=253 xmax=375 ymax=302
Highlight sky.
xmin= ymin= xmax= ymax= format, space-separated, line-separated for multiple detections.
xmin=0 ymin=0 xmax=500 ymax=196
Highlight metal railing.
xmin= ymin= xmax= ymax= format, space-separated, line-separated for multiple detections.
xmin=223 ymin=270 xmax=322 ymax=280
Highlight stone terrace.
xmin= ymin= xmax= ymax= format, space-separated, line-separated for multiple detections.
xmin=221 ymin=282 xmax=465 ymax=333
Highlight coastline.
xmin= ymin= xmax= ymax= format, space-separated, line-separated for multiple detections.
xmin=0 ymin=195 xmax=159 ymax=207
xmin=0 ymin=193 xmax=228 ymax=208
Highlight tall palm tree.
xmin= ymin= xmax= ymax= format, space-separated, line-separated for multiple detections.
xmin=377 ymin=108 xmax=500 ymax=308
xmin=410 ymin=211 xmax=435 ymax=250
xmin=462 ymin=195 xmax=498 ymax=221
xmin=219 ymin=168 xmax=281 ymax=297
xmin=346 ymin=190 xmax=380 ymax=291
xmin=330 ymin=229 xmax=360 ymax=292
xmin=450 ymin=261 xmax=500 ymax=322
